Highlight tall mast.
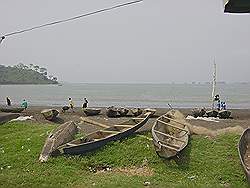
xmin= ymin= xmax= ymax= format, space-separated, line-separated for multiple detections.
xmin=211 ymin=59 xmax=216 ymax=109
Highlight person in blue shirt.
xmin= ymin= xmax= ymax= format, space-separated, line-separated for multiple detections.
xmin=21 ymin=99 xmax=28 ymax=110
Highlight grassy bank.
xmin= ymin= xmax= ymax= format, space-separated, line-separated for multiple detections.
xmin=0 ymin=122 xmax=247 ymax=187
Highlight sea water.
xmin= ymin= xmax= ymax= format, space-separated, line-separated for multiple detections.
xmin=0 ymin=83 xmax=249 ymax=109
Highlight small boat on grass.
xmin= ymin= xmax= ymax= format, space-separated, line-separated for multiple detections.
xmin=238 ymin=128 xmax=250 ymax=184
xmin=0 ymin=105 xmax=24 ymax=113
xmin=41 ymin=109 xmax=59 ymax=120
xmin=39 ymin=121 xmax=78 ymax=162
xmin=152 ymin=110 xmax=190 ymax=159
xmin=52 ymin=112 xmax=151 ymax=155
xmin=83 ymin=108 xmax=101 ymax=116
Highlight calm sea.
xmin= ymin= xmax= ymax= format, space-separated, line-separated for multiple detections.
xmin=0 ymin=83 xmax=249 ymax=109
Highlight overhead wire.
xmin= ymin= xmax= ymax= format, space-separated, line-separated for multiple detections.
xmin=0 ymin=0 xmax=143 ymax=43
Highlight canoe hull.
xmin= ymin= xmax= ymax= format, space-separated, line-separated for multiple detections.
xmin=131 ymin=108 xmax=143 ymax=117
xmin=206 ymin=110 xmax=218 ymax=118
xmin=106 ymin=107 xmax=118 ymax=118
xmin=39 ymin=121 xmax=78 ymax=162
xmin=83 ymin=108 xmax=101 ymax=116
xmin=218 ymin=110 xmax=231 ymax=119
xmin=117 ymin=108 xmax=129 ymax=117
xmin=152 ymin=110 xmax=190 ymax=159
xmin=41 ymin=109 xmax=59 ymax=120
xmin=56 ymin=113 xmax=151 ymax=155
xmin=238 ymin=128 xmax=250 ymax=184
xmin=0 ymin=106 xmax=24 ymax=113
xmin=192 ymin=108 xmax=206 ymax=118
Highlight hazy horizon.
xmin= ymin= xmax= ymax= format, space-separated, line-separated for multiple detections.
xmin=1 ymin=0 xmax=250 ymax=83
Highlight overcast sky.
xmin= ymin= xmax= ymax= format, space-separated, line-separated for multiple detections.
xmin=0 ymin=0 xmax=249 ymax=83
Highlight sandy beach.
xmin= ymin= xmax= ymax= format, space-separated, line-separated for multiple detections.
xmin=16 ymin=106 xmax=250 ymax=135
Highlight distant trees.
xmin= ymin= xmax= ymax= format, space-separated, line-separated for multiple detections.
xmin=8 ymin=63 xmax=58 ymax=83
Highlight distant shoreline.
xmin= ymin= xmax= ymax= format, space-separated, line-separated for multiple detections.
xmin=0 ymin=83 xmax=59 ymax=85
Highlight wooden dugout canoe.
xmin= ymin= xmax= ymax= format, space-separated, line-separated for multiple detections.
xmin=206 ymin=110 xmax=219 ymax=118
xmin=218 ymin=110 xmax=231 ymax=119
xmin=39 ymin=121 xmax=78 ymax=162
xmin=106 ymin=106 xmax=119 ymax=118
xmin=0 ymin=105 xmax=24 ymax=113
xmin=52 ymin=112 xmax=151 ymax=156
xmin=83 ymin=108 xmax=101 ymax=116
xmin=152 ymin=110 xmax=190 ymax=159
xmin=117 ymin=107 xmax=129 ymax=117
xmin=238 ymin=128 xmax=250 ymax=184
xmin=41 ymin=109 xmax=59 ymax=120
xmin=131 ymin=108 xmax=143 ymax=117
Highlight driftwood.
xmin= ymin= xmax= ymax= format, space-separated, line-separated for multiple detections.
xmin=39 ymin=121 xmax=78 ymax=162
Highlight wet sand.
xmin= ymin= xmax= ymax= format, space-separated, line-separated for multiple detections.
xmin=16 ymin=106 xmax=250 ymax=135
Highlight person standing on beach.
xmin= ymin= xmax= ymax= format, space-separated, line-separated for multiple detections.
xmin=82 ymin=97 xmax=88 ymax=109
xmin=221 ymin=102 xmax=226 ymax=110
xmin=21 ymin=99 xmax=28 ymax=110
xmin=6 ymin=97 xmax=11 ymax=106
xmin=217 ymin=100 xmax=221 ymax=111
xmin=68 ymin=98 xmax=75 ymax=112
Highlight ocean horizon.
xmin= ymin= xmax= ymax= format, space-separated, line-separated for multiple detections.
xmin=0 ymin=83 xmax=249 ymax=109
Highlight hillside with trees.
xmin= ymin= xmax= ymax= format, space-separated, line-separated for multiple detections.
xmin=0 ymin=63 xmax=58 ymax=84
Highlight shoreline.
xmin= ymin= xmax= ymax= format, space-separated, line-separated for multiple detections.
xmin=11 ymin=106 xmax=249 ymax=135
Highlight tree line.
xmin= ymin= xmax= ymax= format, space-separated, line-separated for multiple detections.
xmin=13 ymin=63 xmax=58 ymax=82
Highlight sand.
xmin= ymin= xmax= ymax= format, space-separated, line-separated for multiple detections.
xmin=16 ymin=106 xmax=250 ymax=136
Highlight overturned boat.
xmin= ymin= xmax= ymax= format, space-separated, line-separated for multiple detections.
xmin=131 ymin=108 xmax=143 ymax=117
xmin=117 ymin=107 xmax=129 ymax=117
xmin=218 ymin=110 xmax=231 ymax=119
xmin=0 ymin=105 xmax=24 ymax=113
xmin=192 ymin=108 xmax=206 ymax=118
xmin=206 ymin=110 xmax=218 ymax=118
xmin=238 ymin=128 xmax=250 ymax=184
xmin=41 ymin=109 xmax=59 ymax=121
xmin=52 ymin=112 xmax=151 ymax=155
xmin=83 ymin=108 xmax=101 ymax=116
xmin=106 ymin=106 xmax=119 ymax=118
xmin=152 ymin=110 xmax=190 ymax=159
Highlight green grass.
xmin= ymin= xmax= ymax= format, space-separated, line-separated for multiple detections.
xmin=0 ymin=122 xmax=248 ymax=187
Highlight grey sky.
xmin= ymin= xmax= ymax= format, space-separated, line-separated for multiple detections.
xmin=0 ymin=0 xmax=249 ymax=83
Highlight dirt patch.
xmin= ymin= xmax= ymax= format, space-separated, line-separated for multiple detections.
xmin=114 ymin=166 xmax=154 ymax=176
xmin=189 ymin=125 xmax=244 ymax=137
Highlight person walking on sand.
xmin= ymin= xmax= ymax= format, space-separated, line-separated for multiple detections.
xmin=6 ymin=97 xmax=11 ymax=106
xmin=21 ymin=99 xmax=28 ymax=110
xmin=68 ymin=98 xmax=74 ymax=112
xmin=82 ymin=97 xmax=88 ymax=109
